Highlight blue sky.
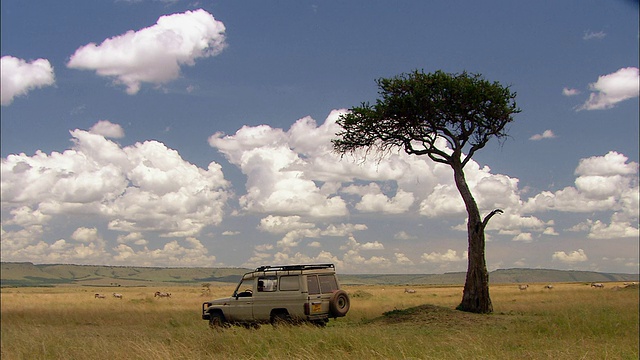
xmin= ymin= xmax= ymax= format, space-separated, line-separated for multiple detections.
xmin=1 ymin=0 xmax=638 ymax=274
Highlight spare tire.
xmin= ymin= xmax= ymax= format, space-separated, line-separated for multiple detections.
xmin=329 ymin=290 xmax=350 ymax=317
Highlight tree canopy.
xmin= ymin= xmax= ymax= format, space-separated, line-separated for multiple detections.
xmin=333 ymin=70 xmax=520 ymax=168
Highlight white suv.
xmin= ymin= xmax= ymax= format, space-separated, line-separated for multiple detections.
xmin=202 ymin=264 xmax=350 ymax=328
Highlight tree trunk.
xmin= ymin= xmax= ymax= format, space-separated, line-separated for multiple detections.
xmin=452 ymin=163 xmax=493 ymax=314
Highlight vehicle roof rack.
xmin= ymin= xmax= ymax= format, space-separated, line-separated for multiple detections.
xmin=254 ymin=264 xmax=334 ymax=272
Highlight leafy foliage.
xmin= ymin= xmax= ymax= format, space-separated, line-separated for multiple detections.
xmin=333 ymin=70 xmax=520 ymax=168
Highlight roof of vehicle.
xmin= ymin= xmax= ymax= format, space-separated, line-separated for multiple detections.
xmin=242 ymin=264 xmax=336 ymax=280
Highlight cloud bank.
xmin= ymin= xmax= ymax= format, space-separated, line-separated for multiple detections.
xmin=1 ymin=127 xmax=229 ymax=266
xmin=1 ymin=113 xmax=637 ymax=271
xmin=207 ymin=112 xmax=638 ymax=270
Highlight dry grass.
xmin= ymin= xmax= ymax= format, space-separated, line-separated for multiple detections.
xmin=1 ymin=283 xmax=638 ymax=359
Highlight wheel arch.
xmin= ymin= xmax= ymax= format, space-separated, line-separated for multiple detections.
xmin=208 ymin=308 xmax=226 ymax=320
xmin=269 ymin=308 xmax=290 ymax=317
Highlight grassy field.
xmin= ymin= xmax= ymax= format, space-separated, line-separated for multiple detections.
xmin=1 ymin=282 xmax=638 ymax=359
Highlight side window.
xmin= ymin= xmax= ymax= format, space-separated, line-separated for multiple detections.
xmin=318 ymin=275 xmax=338 ymax=294
xmin=279 ymin=276 xmax=300 ymax=291
xmin=257 ymin=277 xmax=277 ymax=292
xmin=307 ymin=275 xmax=320 ymax=295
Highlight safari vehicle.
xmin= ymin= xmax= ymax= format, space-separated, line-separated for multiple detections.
xmin=202 ymin=264 xmax=350 ymax=328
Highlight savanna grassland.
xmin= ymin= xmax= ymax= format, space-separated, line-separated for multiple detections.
xmin=1 ymin=283 xmax=638 ymax=360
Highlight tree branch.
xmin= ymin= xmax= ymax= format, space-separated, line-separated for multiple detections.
xmin=482 ymin=209 xmax=503 ymax=229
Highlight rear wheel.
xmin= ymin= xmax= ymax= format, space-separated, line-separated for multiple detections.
xmin=270 ymin=311 xmax=291 ymax=327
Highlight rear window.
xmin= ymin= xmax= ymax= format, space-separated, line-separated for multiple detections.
xmin=307 ymin=276 xmax=320 ymax=295
xmin=318 ymin=275 xmax=338 ymax=294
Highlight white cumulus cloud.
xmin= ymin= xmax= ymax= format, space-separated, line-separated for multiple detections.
xmin=421 ymin=249 xmax=467 ymax=263
xmin=581 ymin=219 xmax=639 ymax=239
xmin=552 ymin=249 xmax=588 ymax=263
xmin=529 ymin=130 xmax=556 ymax=141
xmin=67 ymin=9 xmax=226 ymax=94
xmin=209 ymin=112 xmax=349 ymax=217
xmin=1 ymin=56 xmax=55 ymax=106
xmin=523 ymin=152 xmax=639 ymax=223
xmin=72 ymin=227 xmax=101 ymax=243
xmin=347 ymin=183 xmax=415 ymax=214
xmin=575 ymin=151 xmax=638 ymax=177
xmin=360 ymin=241 xmax=385 ymax=250
xmin=89 ymin=120 xmax=125 ymax=139
xmin=258 ymin=215 xmax=315 ymax=234
xmin=578 ymin=67 xmax=640 ymax=110
xmin=512 ymin=232 xmax=533 ymax=242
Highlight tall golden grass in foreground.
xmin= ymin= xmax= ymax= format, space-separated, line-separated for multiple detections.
xmin=1 ymin=283 xmax=638 ymax=359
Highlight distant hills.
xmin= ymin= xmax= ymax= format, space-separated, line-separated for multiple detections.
xmin=0 ymin=262 xmax=247 ymax=287
xmin=1 ymin=262 xmax=638 ymax=287
xmin=339 ymin=268 xmax=639 ymax=285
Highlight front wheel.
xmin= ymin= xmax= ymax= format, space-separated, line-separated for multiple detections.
xmin=208 ymin=312 xmax=226 ymax=329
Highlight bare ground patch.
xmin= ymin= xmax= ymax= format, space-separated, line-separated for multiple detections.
xmin=374 ymin=303 xmax=506 ymax=328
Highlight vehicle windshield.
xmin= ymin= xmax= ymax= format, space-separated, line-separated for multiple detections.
xmin=233 ymin=278 xmax=253 ymax=297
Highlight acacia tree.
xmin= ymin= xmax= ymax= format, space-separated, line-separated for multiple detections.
xmin=333 ymin=70 xmax=520 ymax=313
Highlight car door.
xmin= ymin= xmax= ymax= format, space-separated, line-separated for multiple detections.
xmin=306 ymin=275 xmax=328 ymax=316
xmin=252 ymin=276 xmax=279 ymax=321
xmin=225 ymin=278 xmax=254 ymax=321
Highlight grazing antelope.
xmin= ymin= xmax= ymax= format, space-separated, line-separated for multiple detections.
xmin=404 ymin=288 xmax=416 ymax=294
xmin=113 ymin=293 xmax=123 ymax=299
xmin=94 ymin=293 xmax=106 ymax=299
xmin=591 ymin=283 xmax=604 ymax=288
xmin=543 ymin=284 xmax=554 ymax=289
xmin=154 ymin=291 xmax=171 ymax=298
xmin=518 ymin=284 xmax=529 ymax=290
